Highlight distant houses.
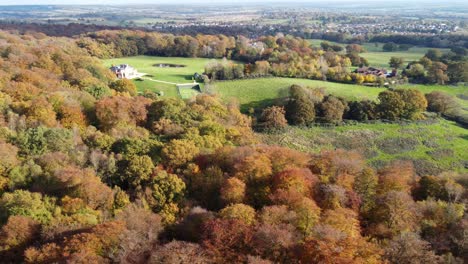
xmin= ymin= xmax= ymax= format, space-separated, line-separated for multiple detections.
xmin=110 ymin=64 xmax=139 ymax=79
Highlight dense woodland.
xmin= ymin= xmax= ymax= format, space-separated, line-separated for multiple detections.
xmin=0 ymin=30 xmax=466 ymax=263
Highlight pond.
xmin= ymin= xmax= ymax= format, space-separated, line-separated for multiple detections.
xmin=153 ymin=63 xmax=186 ymax=68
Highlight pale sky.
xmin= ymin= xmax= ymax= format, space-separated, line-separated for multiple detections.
xmin=0 ymin=0 xmax=454 ymax=5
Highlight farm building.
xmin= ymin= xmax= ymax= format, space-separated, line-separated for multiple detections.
xmin=354 ymin=67 xmax=388 ymax=78
xmin=110 ymin=64 xmax=139 ymax=79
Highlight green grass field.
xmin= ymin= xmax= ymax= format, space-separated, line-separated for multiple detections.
xmin=212 ymin=77 xmax=468 ymax=113
xmin=360 ymin=48 xmax=433 ymax=69
xmin=260 ymin=119 xmax=468 ymax=173
xmin=104 ymin=55 xmax=216 ymax=83
xmin=103 ymin=56 xmax=227 ymax=98
xmin=213 ymin=77 xmax=386 ymax=111
xmin=308 ymin=39 xmax=448 ymax=69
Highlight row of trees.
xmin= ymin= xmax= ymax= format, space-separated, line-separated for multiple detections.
xmin=256 ymin=85 xmax=431 ymax=130
xmin=256 ymin=85 xmax=465 ymax=131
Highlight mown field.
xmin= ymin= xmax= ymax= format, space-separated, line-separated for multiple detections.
xmin=308 ymin=39 xmax=448 ymax=69
xmin=212 ymin=77 xmax=468 ymax=113
xmin=260 ymin=119 xmax=468 ymax=174
xmin=103 ymin=56 xmax=226 ymax=98
xmin=212 ymin=77 xmax=386 ymax=111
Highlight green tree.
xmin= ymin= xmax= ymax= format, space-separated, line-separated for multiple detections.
xmin=396 ymin=89 xmax=428 ymax=120
xmin=389 ymin=57 xmax=405 ymax=69
xmin=377 ymin=90 xmax=405 ymax=120
xmin=119 ymin=155 xmax=154 ymax=188
xmin=405 ymin=63 xmax=426 ymax=80
xmin=318 ymin=95 xmax=348 ymax=123
xmin=162 ymin=139 xmax=200 ymax=167
xmin=347 ymin=100 xmax=378 ymax=121
xmin=145 ymin=170 xmax=185 ymax=223
xmin=354 ymin=167 xmax=378 ymax=214
xmin=425 ymin=49 xmax=442 ymax=61
xmin=447 ymin=61 xmax=468 ymax=83
xmin=0 ymin=190 xmax=55 ymax=224
xmin=382 ymin=42 xmax=398 ymax=52
xmin=219 ymin=203 xmax=256 ymax=225
xmin=85 ymin=83 xmax=112 ymax=99
xmin=285 ymin=85 xmax=316 ymax=125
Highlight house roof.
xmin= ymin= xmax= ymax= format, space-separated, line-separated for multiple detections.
xmin=110 ymin=64 xmax=134 ymax=71
xmin=354 ymin=67 xmax=387 ymax=75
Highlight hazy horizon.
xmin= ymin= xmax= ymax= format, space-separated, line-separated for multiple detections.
xmin=1 ymin=0 xmax=467 ymax=5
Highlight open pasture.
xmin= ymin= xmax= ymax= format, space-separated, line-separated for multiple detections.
xmin=212 ymin=77 xmax=386 ymax=111
xmin=260 ymin=119 xmax=468 ymax=174
xmin=213 ymin=77 xmax=467 ymax=113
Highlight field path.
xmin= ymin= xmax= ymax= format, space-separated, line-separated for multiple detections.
xmin=141 ymin=76 xmax=177 ymax=85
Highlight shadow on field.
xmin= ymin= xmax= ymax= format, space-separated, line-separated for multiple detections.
xmin=171 ymin=74 xmax=193 ymax=81
xmin=240 ymin=97 xmax=288 ymax=113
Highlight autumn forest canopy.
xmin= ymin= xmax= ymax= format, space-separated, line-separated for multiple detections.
xmin=0 ymin=26 xmax=466 ymax=264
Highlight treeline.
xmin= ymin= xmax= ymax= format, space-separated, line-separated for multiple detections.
xmin=155 ymin=24 xmax=295 ymax=38
xmin=0 ymin=22 xmax=124 ymax=37
xmin=309 ymin=31 xmax=468 ymax=49
xmin=370 ymin=34 xmax=468 ymax=49
xmin=402 ymin=48 xmax=468 ymax=85
xmin=255 ymin=85 xmax=429 ymax=131
xmin=1 ymin=21 xmax=467 ymax=50
xmin=0 ymin=30 xmax=466 ymax=263
xmin=255 ymin=84 xmax=468 ymax=130
xmin=160 ymin=26 xmax=468 ymax=51
xmin=79 ymin=30 xmax=235 ymax=59
xmin=80 ymin=30 xmax=378 ymax=85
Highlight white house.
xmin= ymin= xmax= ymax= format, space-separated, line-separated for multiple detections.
xmin=110 ymin=64 xmax=138 ymax=79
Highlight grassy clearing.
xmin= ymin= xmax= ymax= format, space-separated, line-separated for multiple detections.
xmin=213 ymin=77 xmax=385 ymax=111
xmin=360 ymin=49 xmax=430 ymax=69
xmin=260 ymin=119 xmax=468 ymax=174
xmin=213 ymin=77 xmax=468 ymax=112
xmin=103 ymin=55 xmax=217 ymax=83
